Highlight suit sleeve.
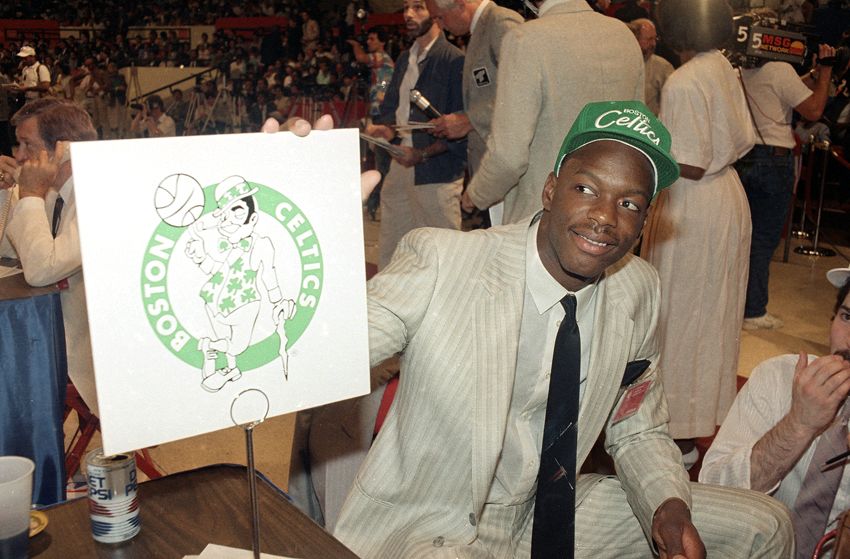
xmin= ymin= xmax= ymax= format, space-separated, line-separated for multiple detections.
xmin=443 ymin=51 xmax=468 ymax=160
xmin=6 ymin=196 xmax=81 ymax=287
xmin=464 ymin=26 xmax=542 ymax=210
xmin=366 ymin=229 xmax=441 ymax=367
xmin=603 ymin=276 xmax=691 ymax=539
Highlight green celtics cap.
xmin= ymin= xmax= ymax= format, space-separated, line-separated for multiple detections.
xmin=554 ymin=100 xmax=680 ymax=196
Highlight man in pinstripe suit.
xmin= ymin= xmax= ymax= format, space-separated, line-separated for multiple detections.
xmin=333 ymin=101 xmax=793 ymax=557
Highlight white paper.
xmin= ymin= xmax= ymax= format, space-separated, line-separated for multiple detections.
xmin=187 ymin=542 xmax=296 ymax=558
xmin=71 ymin=130 xmax=370 ymax=455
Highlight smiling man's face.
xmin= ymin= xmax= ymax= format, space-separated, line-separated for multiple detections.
xmin=537 ymin=140 xmax=653 ymax=291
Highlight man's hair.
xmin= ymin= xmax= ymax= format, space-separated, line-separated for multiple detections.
xmin=836 ymin=277 xmax=850 ymax=316
xmin=657 ymin=0 xmax=734 ymax=53
xmin=368 ymin=26 xmax=389 ymax=44
xmin=433 ymin=0 xmax=466 ymax=9
xmin=627 ymin=18 xmax=653 ymax=39
xmin=10 ymin=98 xmax=97 ymax=150
xmin=146 ymin=94 xmax=164 ymax=111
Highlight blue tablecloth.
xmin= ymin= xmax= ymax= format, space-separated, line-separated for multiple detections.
xmin=0 ymin=291 xmax=67 ymax=505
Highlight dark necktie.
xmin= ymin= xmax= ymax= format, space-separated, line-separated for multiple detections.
xmin=51 ymin=195 xmax=64 ymax=238
xmin=531 ymin=294 xmax=580 ymax=559
xmin=790 ymin=409 xmax=848 ymax=559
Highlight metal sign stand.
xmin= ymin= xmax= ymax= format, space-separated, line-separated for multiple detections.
xmin=794 ymin=140 xmax=837 ymax=257
xmin=230 ymin=389 xmax=271 ymax=559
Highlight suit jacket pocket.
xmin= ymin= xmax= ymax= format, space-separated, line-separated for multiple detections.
xmin=621 ymin=359 xmax=650 ymax=387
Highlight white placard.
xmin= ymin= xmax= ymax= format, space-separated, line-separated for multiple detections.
xmin=71 ymin=129 xmax=370 ymax=455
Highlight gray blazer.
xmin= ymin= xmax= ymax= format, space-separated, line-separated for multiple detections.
xmin=465 ymin=0 xmax=644 ymax=224
xmin=334 ymin=224 xmax=689 ymax=557
xmin=464 ymin=2 xmax=524 ymax=175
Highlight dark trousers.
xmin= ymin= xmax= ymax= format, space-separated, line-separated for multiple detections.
xmin=735 ymin=144 xmax=795 ymax=318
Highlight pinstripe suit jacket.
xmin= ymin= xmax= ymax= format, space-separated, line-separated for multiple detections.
xmin=463 ymin=2 xmax=523 ymax=175
xmin=464 ymin=0 xmax=645 ymax=224
xmin=334 ymin=223 xmax=690 ymax=557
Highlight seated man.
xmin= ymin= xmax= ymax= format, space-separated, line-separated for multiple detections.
xmin=0 ymin=98 xmax=99 ymax=413
xmin=333 ymin=100 xmax=793 ymax=558
xmin=701 ymin=265 xmax=850 ymax=558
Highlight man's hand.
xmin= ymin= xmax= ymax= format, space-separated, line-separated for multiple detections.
xmin=185 ymin=238 xmax=206 ymax=264
xmin=363 ymin=123 xmax=395 ymax=142
xmin=815 ymin=43 xmax=837 ymax=69
xmin=430 ymin=113 xmax=472 ymax=140
xmin=788 ymin=352 xmax=850 ymax=436
xmin=260 ymin=115 xmax=381 ymax=203
xmin=651 ymin=498 xmax=706 ymax=559
xmin=0 ymin=155 xmax=18 ymax=190
xmin=461 ymin=190 xmax=476 ymax=213
xmin=391 ymin=145 xmax=422 ymax=168
xmin=18 ymin=146 xmax=61 ymax=199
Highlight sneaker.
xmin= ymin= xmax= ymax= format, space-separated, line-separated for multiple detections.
xmin=743 ymin=313 xmax=784 ymax=331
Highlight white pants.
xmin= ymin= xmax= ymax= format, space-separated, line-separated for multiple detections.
xmin=378 ymin=160 xmax=463 ymax=270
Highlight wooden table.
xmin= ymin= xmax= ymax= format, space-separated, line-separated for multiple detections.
xmin=30 ymin=464 xmax=359 ymax=558
xmin=0 ymin=270 xmax=60 ymax=301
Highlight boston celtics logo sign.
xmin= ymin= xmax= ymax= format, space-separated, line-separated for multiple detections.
xmin=140 ymin=174 xmax=323 ymax=393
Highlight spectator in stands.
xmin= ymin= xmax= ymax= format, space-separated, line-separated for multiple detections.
xmin=130 ymin=94 xmax=176 ymax=137
xmin=628 ymin=18 xmax=673 ymax=116
xmin=0 ymin=67 xmax=11 ymax=156
xmin=347 ymin=27 xmax=394 ymax=119
xmin=14 ymin=46 xmax=51 ymax=101
xmin=700 ymin=265 xmax=850 ymax=559
xmin=166 ymin=88 xmax=189 ymax=136
xmin=102 ymin=62 xmax=127 ymax=139
xmin=302 ymin=10 xmax=321 ymax=51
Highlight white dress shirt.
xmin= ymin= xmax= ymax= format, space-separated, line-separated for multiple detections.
xmin=5 ymin=177 xmax=97 ymax=414
xmin=700 ymin=353 xmax=850 ymax=552
xmin=395 ymin=34 xmax=438 ymax=147
xmin=488 ymin=219 xmax=597 ymax=504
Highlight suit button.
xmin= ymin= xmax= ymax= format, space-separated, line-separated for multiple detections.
xmin=469 ymin=513 xmax=477 ymax=526
xmin=433 ymin=536 xmax=445 ymax=547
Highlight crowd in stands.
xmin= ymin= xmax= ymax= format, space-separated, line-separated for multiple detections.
xmin=0 ymin=0 xmax=425 ymax=140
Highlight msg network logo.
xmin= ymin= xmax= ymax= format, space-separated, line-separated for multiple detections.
xmin=139 ymin=174 xmax=323 ymax=393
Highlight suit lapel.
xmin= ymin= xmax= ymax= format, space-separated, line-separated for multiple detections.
xmin=576 ymin=276 xmax=632 ymax=466
xmin=471 ymin=225 xmax=526 ymax=512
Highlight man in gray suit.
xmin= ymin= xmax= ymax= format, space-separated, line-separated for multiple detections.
xmin=426 ymin=0 xmax=524 ymax=175
xmin=461 ymin=0 xmax=644 ymax=224
xmin=334 ymin=101 xmax=793 ymax=557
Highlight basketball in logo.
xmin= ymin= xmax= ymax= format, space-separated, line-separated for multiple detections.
xmin=154 ymin=173 xmax=206 ymax=227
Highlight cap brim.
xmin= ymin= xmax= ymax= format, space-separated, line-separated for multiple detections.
xmin=827 ymin=268 xmax=850 ymax=288
xmin=560 ymin=130 xmax=680 ymax=192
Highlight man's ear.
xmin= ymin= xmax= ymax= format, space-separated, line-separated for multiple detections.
xmin=542 ymin=172 xmax=557 ymax=211
xmin=49 ymin=141 xmax=70 ymax=165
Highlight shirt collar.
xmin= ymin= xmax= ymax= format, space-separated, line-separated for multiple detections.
xmin=526 ymin=219 xmax=597 ymax=316
xmin=411 ymin=32 xmax=439 ymax=62
xmin=58 ymin=175 xmax=74 ymax=201
xmin=538 ymin=0 xmax=570 ymax=16
xmin=470 ymin=0 xmax=490 ymax=34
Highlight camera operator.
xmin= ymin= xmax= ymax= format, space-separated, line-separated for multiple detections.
xmin=736 ymin=42 xmax=836 ymax=332
xmin=130 ymin=94 xmax=176 ymax=138
xmin=346 ymin=27 xmax=394 ymax=119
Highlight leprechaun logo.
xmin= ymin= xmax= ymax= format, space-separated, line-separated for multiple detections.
xmin=140 ymin=174 xmax=323 ymax=393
